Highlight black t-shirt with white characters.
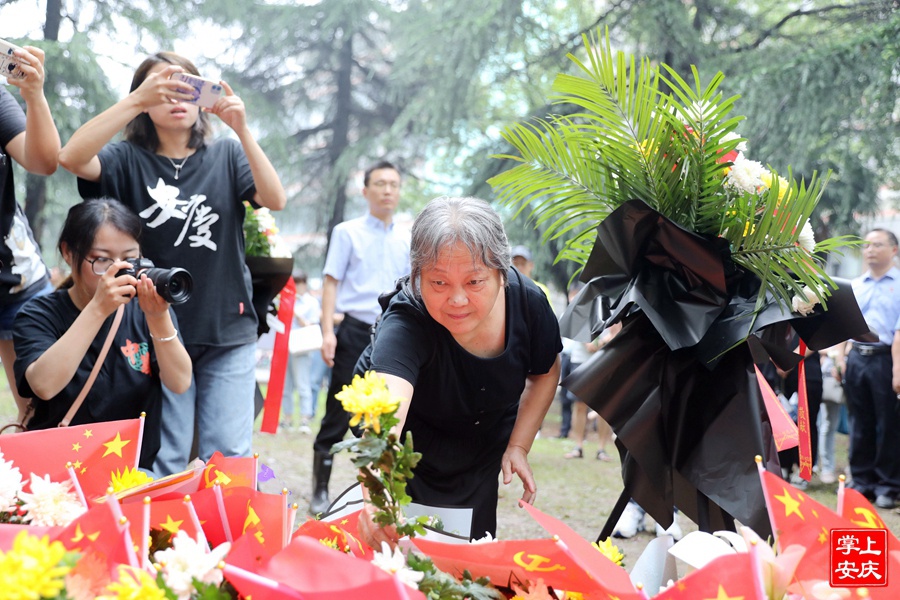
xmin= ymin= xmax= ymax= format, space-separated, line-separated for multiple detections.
xmin=13 ymin=289 xmax=178 ymax=468
xmin=0 ymin=87 xmax=49 ymax=304
xmin=77 ymin=139 xmax=258 ymax=346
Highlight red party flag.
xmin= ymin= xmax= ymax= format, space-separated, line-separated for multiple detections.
xmin=294 ymin=513 xmax=373 ymax=559
xmin=0 ymin=418 xmax=142 ymax=499
xmin=202 ymin=451 xmax=257 ymax=489
xmin=520 ymin=500 xmax=641 ymax=599
xmin=654 ymin=551 xmax=763 ymax=600
xmin=839 ymin=485 xmax=895 ymax=533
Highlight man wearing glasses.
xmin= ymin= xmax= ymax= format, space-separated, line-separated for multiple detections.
xmin=842 ymin=229 xmax=900 ymax=509
xmin=309 ymin=160 xmax=410 ymax=515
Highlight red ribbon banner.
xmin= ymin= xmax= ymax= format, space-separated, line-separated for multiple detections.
xmin=796 ymin=339 xmax=813 ymax=481
xmin=261 ymin=277 xmax=296 ymax=434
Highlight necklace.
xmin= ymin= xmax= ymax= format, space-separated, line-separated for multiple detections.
xmin=165 ymin=154 xmax=190 ymax=180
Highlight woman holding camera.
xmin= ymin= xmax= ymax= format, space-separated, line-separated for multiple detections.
xmin=13 ymin=198 xmax=191 ymax=470
xmin=59 ymin=52 xmax=286 ymax=475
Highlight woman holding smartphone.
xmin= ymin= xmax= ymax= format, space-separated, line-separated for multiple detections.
xmin=59 ymin=52 xmax=286 ymax=475
xmin=0 ymin=42 xmax=60 ymax=426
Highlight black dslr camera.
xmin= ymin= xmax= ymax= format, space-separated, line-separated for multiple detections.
xmin=116 ymin=258 xmax=193 ymax=305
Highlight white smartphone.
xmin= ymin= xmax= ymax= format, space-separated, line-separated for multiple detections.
xmin=0 ymin=38 xmax=26 ymax=80
xmin=171 ymin=72 xmax=224 ymax=109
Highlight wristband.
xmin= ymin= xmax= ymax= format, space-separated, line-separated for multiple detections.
xmin=151 ymin=329 xmax=178 ymax=343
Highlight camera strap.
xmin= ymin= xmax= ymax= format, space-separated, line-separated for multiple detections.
xmin=59 ymin=304 xmax=125 ymax=428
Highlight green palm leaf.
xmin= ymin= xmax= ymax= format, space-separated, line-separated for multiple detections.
xmin=490 ymin=28 xmax=852 ymax=316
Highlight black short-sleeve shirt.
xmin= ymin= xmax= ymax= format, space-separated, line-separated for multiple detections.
xmin=77 ymin=139 xmax=257 ymax=346
xmin=356 ymin=267 xmax=562 ymax=537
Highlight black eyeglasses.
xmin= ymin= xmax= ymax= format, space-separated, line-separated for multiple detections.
xmin=85 ymin=256 xmax=139 ymax=276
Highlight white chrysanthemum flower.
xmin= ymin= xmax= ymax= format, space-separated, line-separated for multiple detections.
xmin=798 ymin=220 xmax=816 ymax=253
xmin=721 ymin=131 xmax=748 ymax=153
xmin=0 ymin=450 xmax=23 ymax=512
xmin=470 ymin=532 xmax=495 ymax=544
xmin=17 ymin=473 xmax=85 ymax=526
xmin=791 ymin=286 xmax=820 ymax=316
xmin=254 ymin=207 xmax=278 ymax=233
xmin=154 ymin=530 xmax=231 ymax=600
xmin=371 ymin=541 xmax=424 ymax=590
xmin=725 ymin=153 xmax=768 ymax=195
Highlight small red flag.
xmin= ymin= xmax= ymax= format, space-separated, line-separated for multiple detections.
xmin=202 ymin=451 xmax=256 ymax=489
xmin=654 ymin=552 xmax=762 ymax=600
xmin=56 ymin=500 xmax=135 ymax=576
xmin=119 ymin=496 xmax=200 ymax=548
xmin=0 ymin=418 xmax=142 ymax=499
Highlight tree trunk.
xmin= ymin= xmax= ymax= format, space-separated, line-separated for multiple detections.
xmin=324 ymin=30 xmax=354 ymax=253
xmin=22 ymin=0 xmax=62 ymax=246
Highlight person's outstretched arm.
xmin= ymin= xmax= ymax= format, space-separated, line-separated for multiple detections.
xmin=58 ymin=64 xmax=192 ymax=181
xmin=209 ymin=81 xmax=286 ymax=211
xmin=4 ymin=45 xmax=59 ymax=174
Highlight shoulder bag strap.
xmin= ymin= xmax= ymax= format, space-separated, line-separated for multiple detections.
xmin=59 ymin=304 xmax=125 ymax=427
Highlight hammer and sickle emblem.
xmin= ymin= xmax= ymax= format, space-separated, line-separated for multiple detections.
xmin=513 ymin=551 xmax=566 ymax=572
xmin=850 ymin=507 xmax=885 ymax=529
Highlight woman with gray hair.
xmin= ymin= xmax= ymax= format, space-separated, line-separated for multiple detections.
xmin=355 ymin=196 xmax=562 ymax=545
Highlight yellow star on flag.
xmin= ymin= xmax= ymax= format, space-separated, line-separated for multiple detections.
xmin=70 ymin=524 xmax=100 ymax=543
xmin=71 ymin=442 xmax=81 ymax=452
xmin=774 ymin=486 xmax=804 ymax=520
xmin=706 ymin=585 xmax=744 ymax=600
xmin=160 ymin=514 xmax=183 ymax=534
xmin=72 ymin=460 xmax=82 ymax=470
xmin=102 ymin=432 xmax=131 ymax=458
xmin=83 ymin=429 xmax=93 ymax=438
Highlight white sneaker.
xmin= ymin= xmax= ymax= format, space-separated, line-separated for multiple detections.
xmin=655 ymin=514 xmax=683 ymax=541
xmin=613 ymin=502 xmax=645 ymax=538
xmin=819 ymin=471 xmax=836 ymax=484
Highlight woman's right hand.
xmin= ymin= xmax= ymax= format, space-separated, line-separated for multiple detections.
xmin=131 ymin=64 xmax=195 ymax=110
xmin=89 ymin=260 xmax=139 ymax=316
xmin=357 ymin=496 xmax=400 ymax=551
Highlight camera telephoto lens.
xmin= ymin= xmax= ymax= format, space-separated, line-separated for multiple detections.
xmin=143 ymin=267 xmax=193 ymax=305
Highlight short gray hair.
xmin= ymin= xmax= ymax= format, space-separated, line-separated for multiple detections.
xmin=410 ymin=196 xmax=510 ymax=296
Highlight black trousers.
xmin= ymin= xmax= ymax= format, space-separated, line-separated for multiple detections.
xmin=313 ymin=316 xmax=372 ymax=454
xmin=844 ymin=349 xmax=900 ymax=498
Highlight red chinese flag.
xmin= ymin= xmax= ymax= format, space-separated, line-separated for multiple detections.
xmin=654 ymin=552 xmax=762 ymax=600
xmin=261 ymin=536 xmax=427 ymax=599
xmin=754 ymin=365 xmax=799 ymax=451
xmin=0 ymin=418 xmax=142 ymax=498
xmin=202 ymin=451 xmax=256 ymax=489
xmin=760 ymin=469 xmax=900 ymax=585
xmin=322 ymin=509 xmax=373 ymax=559
xmin=56 ymin=500 xmax=135 ymax=576
xmin=520 ymin=501 xmax=641 ymax=599
xmin=119 ymin=496 xmax=200 ymax=548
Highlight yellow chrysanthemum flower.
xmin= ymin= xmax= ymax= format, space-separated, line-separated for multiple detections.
xmin=0 ymin=531 xmax=71 ymax=600
xmin=592 ymin=537 xmax=625 ymax=566
xmin=98 ymin=566 xmax=166 ymax=600
xmin=335 ymin=371 xmax=402 ymax=435
xmin=109 ymin=466 xmax=154 ymax=494
xmin=759 ymin=171 xmax=791 ymax=202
